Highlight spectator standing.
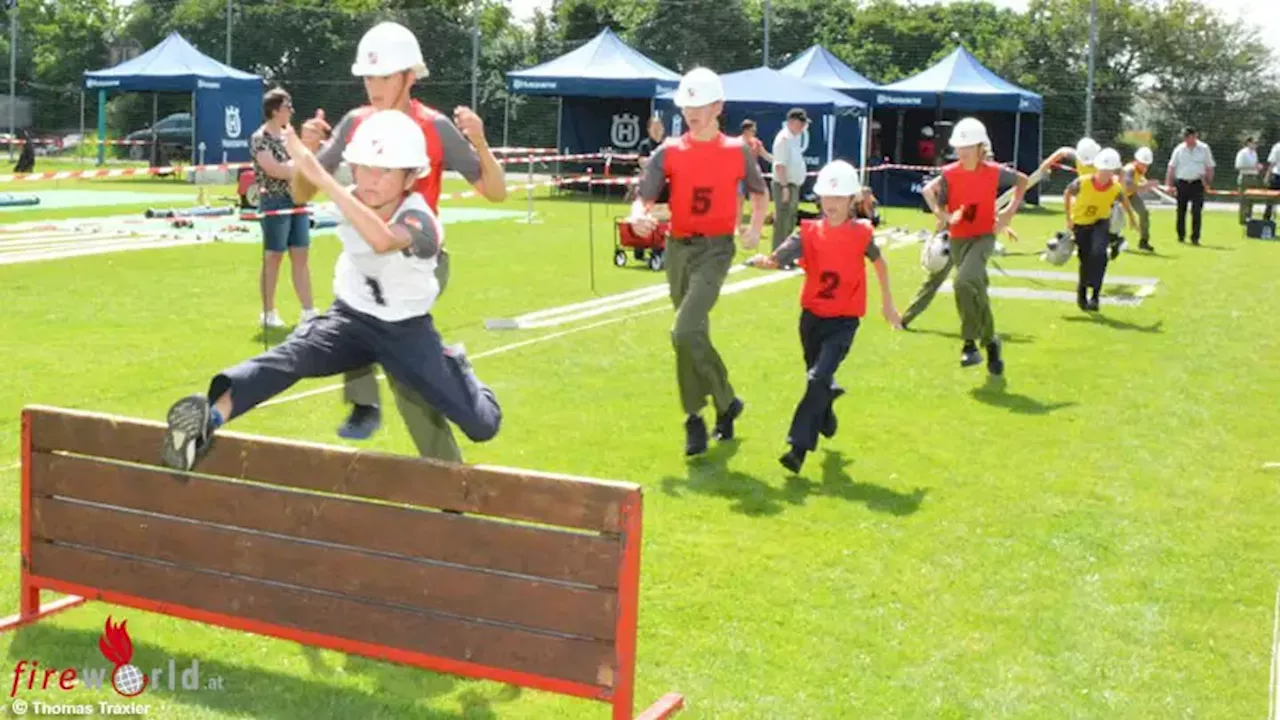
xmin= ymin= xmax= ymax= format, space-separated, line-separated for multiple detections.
xmin=1234 ymin=137 xmax=1262 ymax=224
xmin=771 ymin=108 xmax=810 ymax=249
xmin=251 ymin=87 xmax=315 ymax=329
xmin=1163 ymin=126 xmax=1215 ymax=246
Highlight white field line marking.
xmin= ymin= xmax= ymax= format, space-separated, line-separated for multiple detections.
xmin=0 ymin=461 xmax=17 ymax=473
xmin=991 ymin=267 xmax=1160 ymax=287
xmin=258 ymin=304 xmax=672 ymax=409
xmin=0 ymin=237 xmax=205 ymax=266
xmin=936 ymin=281 xmax=1147 ymax=307
xmin=1270 ymin=580 xmax=1279 ymax=720
xmin=0 ymin=233 xmax=173 ymax=253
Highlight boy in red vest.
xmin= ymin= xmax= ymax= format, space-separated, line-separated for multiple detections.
xmin=748 ymin=160 xmax=901 ymax=473
xmin=919 ymin=117 xmax=1028 ymax=375
xmin=292 ymin=21 xmax=507 ymax=463
xmin=630 ymin=67 xmax=769 ymax=456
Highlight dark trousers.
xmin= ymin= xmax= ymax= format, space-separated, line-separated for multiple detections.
xmin=1266 ymin=175 xmax=1280 ymax=221
xmin=1175 ymin=179 xmax=1205 ymax=243
xmin=210 ymin=300 xmax=501 ymax=442
xmin=1074 ymin=221 xmax=1111 ymax=298
xmin=786 ymin=311 xmax=859 ymax=452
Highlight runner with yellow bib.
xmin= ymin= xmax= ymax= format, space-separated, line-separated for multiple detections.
xmin=1064 ymin=148 xmax=1139 ymax=312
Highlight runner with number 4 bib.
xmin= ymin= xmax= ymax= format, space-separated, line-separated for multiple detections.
xmin=919 ymin=117 xmax=1028 ymax=375
xmin=630 ymin=67 xmax=769 ymax=457
xmin=747 ymin=161 xmax=901 ymax=473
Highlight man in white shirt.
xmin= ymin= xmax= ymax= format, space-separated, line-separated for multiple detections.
xmin=1234 ymin=137 xmax=1261 ymax=225
xmin=771 ymin=108 xmax=809 ymax=249
xmin=1264 ymin=139 xmax=1280 ymax=221
xmin=1163 ymin=126 xmax=1215 ymax=245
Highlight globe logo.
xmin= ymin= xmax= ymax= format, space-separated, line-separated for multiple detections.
xmin=98 ymin=616 xmax=150 ymax=697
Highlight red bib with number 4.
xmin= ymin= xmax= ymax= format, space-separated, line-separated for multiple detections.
xmin=941 ymin=160 xmax=1001 ymax=240
xmin=663 ymin=133 xmax=748 ymax=238
xmin=799 ymin=219 xmax=873 ymax=318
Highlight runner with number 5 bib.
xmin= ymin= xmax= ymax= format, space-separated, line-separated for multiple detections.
xmin=629 ymin=67 xmax=769 ymax=457
xmin=920 ymin=117 xmax=1028 ymax=376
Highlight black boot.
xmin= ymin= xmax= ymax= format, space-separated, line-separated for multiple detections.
xmin=779 ymin=446 xmax=806 ymax=473
xmin=713 ymin=397 xmax=744 ymax=441
xmin=684 ymin=414 xmax=708 ymax=457
xmin=960 ymin=341 xmax=982 ymax=367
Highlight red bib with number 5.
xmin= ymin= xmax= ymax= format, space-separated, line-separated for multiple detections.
xmin=799 ymin=219 xmax=873 ymax=318
xmin=941 ymin=160 xmax=1001 ymax=240
xmin=663 ymin=133 xmax=748 ymax=238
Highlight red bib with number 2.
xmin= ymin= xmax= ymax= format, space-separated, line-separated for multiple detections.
xmin=663 ymin=133 xmax=748 ymax=239
xmin=798 ymin=219 xmax=873 ymax=318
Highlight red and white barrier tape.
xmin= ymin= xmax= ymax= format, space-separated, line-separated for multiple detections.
xmin=491 ymin=147 xmax=558 ymax=155
xmin=496 ymin=152 xmax=639 ymax=166
xmin=0 ymin=161 xmax=250 ymax=184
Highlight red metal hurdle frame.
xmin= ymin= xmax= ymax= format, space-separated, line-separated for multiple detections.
xmin=2 ymin=409 xmax=685 ymax=720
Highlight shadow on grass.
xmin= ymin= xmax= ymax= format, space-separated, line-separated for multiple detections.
xmin=904 ymin=327 xmax=1037 ymax=345
xmin=251 ymin=325 xmax=295 ymax=346
xmin=1189 ymin=243 xmax=1236 ymax=252
xmin=1060 ymin=315 xmax=1164 ymax=333
xmin=969 ymin=375 xmax=1076 ymax=415
xmin=661 ymin=443 xmax=927 ymax=517
xmin=6 ymin=622 xmax=518 ymax=719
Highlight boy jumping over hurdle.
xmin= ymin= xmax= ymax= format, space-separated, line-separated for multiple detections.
xmin=161 ymin=111 xmax=501 ymax=471
xmin=748 ymin=160 xmax=901 ymax=473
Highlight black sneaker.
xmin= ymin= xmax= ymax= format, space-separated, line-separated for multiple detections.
xmin=1087 ymin=298 xmax=1101 ymax=312
xmin=821 ymin=385 xmax=845 ymax=439
xmin=337 ymin=404 xmax=382 ymax=440
xmin=960 ymin=341 xmax=982 ymax=368
xmin=684 ymin=414 xmax=708 ymax=457
xmin=1109 ymin=240 xmax=1122 ymax=260
xmin=713 ymin=397 xmax=744 ymax=441
xmin=161 ymin=394 xmax=215 ymax=471
xmin=1077 ymin=286 xmax=1089 ymax=311
xmin=986 ymin=338 xmax=1004 ymax=376
xmin=1139 ymin=241 xmax=1154 ymax=252
xmin=779 ymin=447 xmax=806 ymax=473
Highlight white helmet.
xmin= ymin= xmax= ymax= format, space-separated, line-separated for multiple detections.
xmin=1075 ymin=137 xmax=1101 ymax=164
xmin=674 ymin=67 xmax=724 ymax=108
xmin=949 ymin=117 xmax=989 ymax=148
xmin=921 ymin=126 xmax=935 ymax=138
xmin=351 ymin=22 xmax=429 ymax=79
xmin=921 ymin=232 xmax=951 ymax=273
xmin=1042 ymin=230 xmax=1074 ymax=265
xmin=814 ymin=160 xmax=862 ymax=196
xmin=342 ymin=110 xmax=431 ymax=177
xmin=1134 ymin=146 xmax=1154 ymax=165
xmin=1095 ymin=148 xmax=1123 ymax=171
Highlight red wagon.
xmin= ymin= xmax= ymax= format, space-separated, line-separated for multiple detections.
xmin=614 ymin=217 xmax=669 ymax=271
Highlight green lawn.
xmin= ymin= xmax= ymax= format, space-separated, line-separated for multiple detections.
xmin=1 ymin=183 xmax=1278 ymax=718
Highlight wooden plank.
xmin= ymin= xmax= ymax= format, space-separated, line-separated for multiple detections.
xmin=30 ymin=542 xmax=615 ymax=688
xmin=31 ymin=497 xmax=617 ymax=640
xmin=30 ymin=452 xmax=619 ymax=588
xmin=25 ymin=405 xmax=633 ymax=533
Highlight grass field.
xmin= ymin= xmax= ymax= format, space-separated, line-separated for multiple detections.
xmin=1 ymin=176 xmax=1279 ymax=719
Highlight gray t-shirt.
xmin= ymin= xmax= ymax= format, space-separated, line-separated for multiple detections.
xmin=637 ymin=137 xmax=768 ymax=203
xmin=316 ymin=103 xmax=483 ymax=184
xmin=774 ymin=223 xmax=881 ymax=266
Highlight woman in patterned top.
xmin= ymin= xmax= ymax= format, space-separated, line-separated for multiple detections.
xmin=251 ymin=87 xmax=315 ymax=329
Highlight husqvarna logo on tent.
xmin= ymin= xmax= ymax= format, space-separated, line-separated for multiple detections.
xmin=512 ymin=79 xmax=556 ymax=91
xmin=197 ymin=79 xmax=221 ymax=90
xmin=86 ymin=79 xmax=120 ymax=89
xmin=876 ymin=94 xmax=923 ymax=106
xmin=611 ymin=113 xmax=640 ymax=148
xmin=224 ymin=106 xmax=242 ymax=139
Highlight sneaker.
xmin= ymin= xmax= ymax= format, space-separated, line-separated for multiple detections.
xmin=986 ymin=337 xmax=1004 ymax=377
xmin=1139 ymin=241 xmax=1154 ymax=252
xmin=821 ymin=385 xmax=845 ymax=439
xmin=337 ymin=404 xmax=382 ymax=440
xmin=260 ymin=310 xmax=285 ymax=329
xmin=779 ymin=447 xmax=806 ymax=473
xmin=161 ymin=394 xmax=215 ymax=471
xmin=298 ymin=308 xmax=319 ymax=324
xmin=960 ymin=341 xmax=982 ymax=368
xmin=713 ymin=397 xmax=744 ymax=441
xmin=1077 ymin=286 xmax=1089 ymax=311
xmin=1086 ymin=298 xmax=1101 ymax=312
xmin=684 ymin=414 xmax=708 ymax=457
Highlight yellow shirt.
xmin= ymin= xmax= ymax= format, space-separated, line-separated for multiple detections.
xmin=1076 ymin=159 xmax=1096 ymax=178
xmin=1071 ymin=175 xmax=1123 ymax=225
xmin=1123 ymin=162 xmax=1145 ymax=197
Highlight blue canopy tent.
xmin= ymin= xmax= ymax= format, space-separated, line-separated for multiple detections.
xmin=505 ymin=28 xmax=680 ymax=156
xmin=778 ymin=45 xmax=881 ymax=182
xmin=655 ymin=67 xmax=867 ymax=194
xmin=83 ymin=32 xmax=263 ymax=167
xmin=868 ymin=46 xmax=1044 ymax=206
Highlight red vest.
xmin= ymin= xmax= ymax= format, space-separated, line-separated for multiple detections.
xmin=942 ymin=160 xmax=1001 ymax=239
xmin=347 ymin=100 xmax=446 ymax=212
xmin=662 ymin=133 xmax=748 ymax=238
xmin=798 ymin=219 xmax=874 ymax=318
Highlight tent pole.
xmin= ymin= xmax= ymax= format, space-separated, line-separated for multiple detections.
xmin=859 ymin=114 xmax=869 ymax=183
xmin=152 ymin=93 xmax=159 ymax=165
xmin=96 ymin=89 xmax=106 ymax=167
xmin=1013 ymin=111 xmax=1022 ymax=169
xmin=191 ymin=90 xmax=196 ymax=169
xmin=555 ymin=96 xmax=563 ymax=180
xmin=503 ymin=93 xmax=509 ymax=148
xmin=79 ymin=91 xmax=85 ymax=168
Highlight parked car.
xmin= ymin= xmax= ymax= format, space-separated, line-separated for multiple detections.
xmin=124 ymin=112 xmax=192 ymax=161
